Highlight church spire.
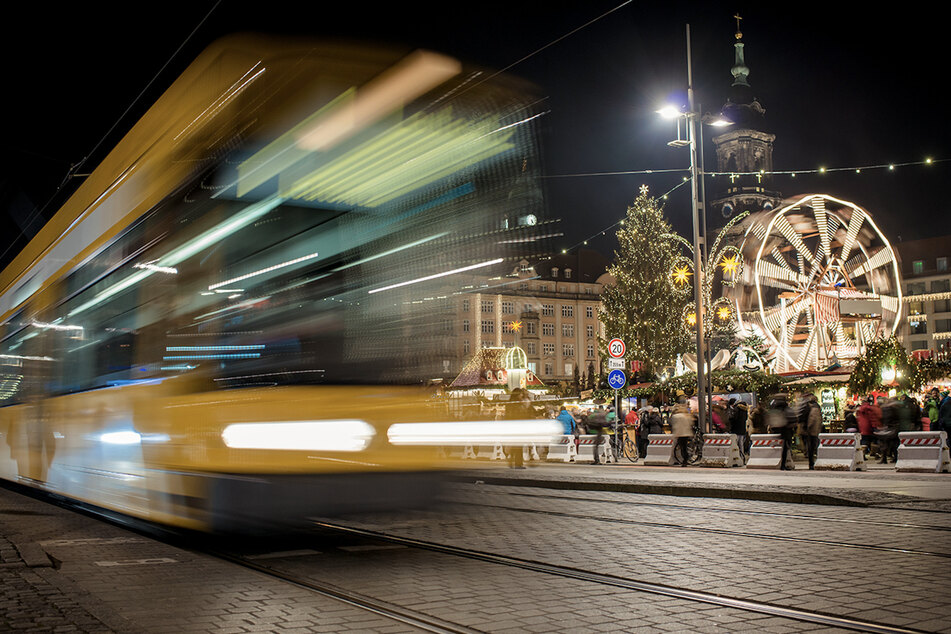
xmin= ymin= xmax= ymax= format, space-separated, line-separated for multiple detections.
xmin=731 ymin=13 xmax=750 ymax=88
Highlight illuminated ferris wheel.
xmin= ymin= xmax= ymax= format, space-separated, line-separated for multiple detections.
xmin=726 ymin=194 xmax=902 ymax=372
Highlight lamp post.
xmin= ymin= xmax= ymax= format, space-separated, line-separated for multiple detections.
xmin=658 ymin=25 xmax=734 ymax=432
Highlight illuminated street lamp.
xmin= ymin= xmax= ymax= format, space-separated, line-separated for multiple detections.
xmin=657 ymin=25 xmax=736 ymax=433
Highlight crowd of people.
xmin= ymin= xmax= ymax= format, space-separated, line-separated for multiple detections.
xmin=503 ymin=385 xmax=951 ymax=469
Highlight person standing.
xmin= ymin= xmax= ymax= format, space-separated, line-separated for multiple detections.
xmin=804 ymin=394 xmax=822 ymax=469
xmin=507 ymin=388 xmax=533 ymax=469
xmin=767 ymin=393 xmax=795 ymax=470
xmin=938 ymin=391 xmax=951 ymax=433
xmin=730 ymin=399 xmax=748 ymax=462
xmin=589 ymin=406 xmax=609 ymax=465
xmin=856 ymin=397 xmax=881 ymax=458
xmin=670 ymin=400 xmax=693 ymax=467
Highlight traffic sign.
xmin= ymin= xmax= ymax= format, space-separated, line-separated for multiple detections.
xmin=607 ymin=358 xmax=626 ymax=370
xmin=608 ymin=338 xmax=626 ymax=358
xmin=608 ymin=369 xmax=626 ymax=390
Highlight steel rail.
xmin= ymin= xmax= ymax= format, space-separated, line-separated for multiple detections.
xmin=457 ymin=500 xmax=951 ymax=559
xmin=460 ymin=488 xmax=951 ymax=532
xmin=314 ymin=520 xmax=928 ymax=634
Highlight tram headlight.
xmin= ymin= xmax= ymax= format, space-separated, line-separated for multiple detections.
xmin=221 ymin=420 xmax=375 ymax=452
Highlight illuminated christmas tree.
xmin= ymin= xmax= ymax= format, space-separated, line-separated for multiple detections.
xmin=600 ymin=186 xmax=690 ymax=376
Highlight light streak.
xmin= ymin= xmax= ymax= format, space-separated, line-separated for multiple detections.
xmin=222 ymin=420 xmax=375 ymax=452
xmin=367 ymin=258 xmax=503 ymax=294
xmin=208 ymin=252 xmax=320 ymax=290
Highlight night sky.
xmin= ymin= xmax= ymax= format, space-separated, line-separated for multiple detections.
xmin=1 ymin=1 xmax=946 ymax=272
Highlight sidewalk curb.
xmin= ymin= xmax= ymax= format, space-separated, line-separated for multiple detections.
xmin=450 ymin=474 xmax=872 ymax=507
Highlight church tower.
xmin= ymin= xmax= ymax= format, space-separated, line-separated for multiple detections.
xmin=710 ymin=16 xmax=783 ymax=219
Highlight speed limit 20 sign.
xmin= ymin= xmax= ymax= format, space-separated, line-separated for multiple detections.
xmin=608 ymin=338 xmax=625 ymax=358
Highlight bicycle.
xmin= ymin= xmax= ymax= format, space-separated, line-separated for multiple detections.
xmin=610 ymin=422 xmax=639 ymax=462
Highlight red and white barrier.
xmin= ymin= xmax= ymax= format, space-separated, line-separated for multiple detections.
xmin=643 ymin=434 xmax=676 ymax=466
xmin=577 ymin=434 xmax=616 ymax=464
xmin=896 ymin=431 xmax=951 ymax=473
xmin=746 ymin=434 xmax=794 ymax=470
xmin=814 ymin=433 xmax=866 ymax=471
xmin=546 ymin=435 xmax=578 ymax=462
xmin=700 ymin=434 xmax=743 ymax=467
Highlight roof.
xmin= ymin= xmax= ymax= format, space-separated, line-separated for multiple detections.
xmin=449 ymin=347 xmax=545 ymax=389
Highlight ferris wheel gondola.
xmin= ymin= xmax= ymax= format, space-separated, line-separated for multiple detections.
xmin=727 ymin=194 xmax=902 ymax=372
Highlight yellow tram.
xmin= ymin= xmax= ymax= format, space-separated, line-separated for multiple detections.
xmin=0 ymin=35 xmax=548 ymax=531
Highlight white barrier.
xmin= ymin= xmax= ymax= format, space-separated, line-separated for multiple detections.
xmin=522 ymin=443 xmax=541 ymax=462
xmin=700 ymin=434 xmax=743 ymax=467
xmin=446 ymin=445 xmax=476 ymax=460
xmin=578 ymin=434 xmax=616 ymax=464
xmin=546 ymin=435 xmax=578 ymax=462
xmin=896 ymin=431 xmax=951 ymax=473
xmin=815 ymin=433 xmax=866 ymax=471
xmin=746 ymin=434 xmax=794 ymax=470
xmin=477 ymin=443 xmax=505 ymax=460
xmin=643 ymin=434 xmax=676 ymax=466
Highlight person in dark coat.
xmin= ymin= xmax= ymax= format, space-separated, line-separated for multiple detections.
xmin=729 ymin=399 xmax=748 ymax=460
xmin=803 ymin=394 xmax=822 ymax=469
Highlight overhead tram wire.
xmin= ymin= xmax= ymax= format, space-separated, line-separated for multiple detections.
xmin=0 ymin=0 xmax=223 ymax=267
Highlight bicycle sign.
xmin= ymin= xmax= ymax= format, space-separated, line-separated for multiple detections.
xmin=608 ymin=369 xmax=626 ymax=390
xmin=608 ymin=338 xmax=625 ymax=358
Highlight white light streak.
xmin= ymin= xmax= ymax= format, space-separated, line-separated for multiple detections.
xmin=387 ymin=420 xmax=563 ymax=446
xmin=222 ymin=420 xmax=375 ymax=452
xmin=368 ymin=258 xmax=504 ymax=294
xmin=133 ymin=261 xmax=178 ymax=275
xmin=209 ymin=252 xmax=320 ymax=290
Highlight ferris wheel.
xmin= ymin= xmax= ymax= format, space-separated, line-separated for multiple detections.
xmin=727 ymin=194 xmax=903 ymax=372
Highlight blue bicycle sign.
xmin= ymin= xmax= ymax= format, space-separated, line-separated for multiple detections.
xmin=608 ymin=369 xmax=626 ymax=390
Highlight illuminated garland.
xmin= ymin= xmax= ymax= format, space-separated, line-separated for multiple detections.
xmin=847 ymin=336 xmax=922 ymax=395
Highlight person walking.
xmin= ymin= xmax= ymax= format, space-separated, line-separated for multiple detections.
xmin=730 ymin=399 xmax=748 ymax=463
xmin=589 ymin=406 xmax=609 ymax=465
xmin=925 ymin=389 xmax=940 ymax=431
xmin=670 ymin=400 xmax=693 ymax=467
xmin=767 ymin=393 xmax=796 ymax=470
xmin=938 ymin=391 xmax=951 ymax=433
xmin=507 ymin=388 xmax=533 ymax=469
xmin=804 ymin=394 xmax=822 ymax=469
xmin=877 ymin=398 xmax=900 ymax=464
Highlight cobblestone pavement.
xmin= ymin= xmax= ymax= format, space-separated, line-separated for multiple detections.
xmin=4 ymin=477 xmax=951 ymax=633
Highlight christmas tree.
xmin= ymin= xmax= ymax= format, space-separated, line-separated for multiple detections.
xmin=600 ymin=186 xmax=690 ymax=376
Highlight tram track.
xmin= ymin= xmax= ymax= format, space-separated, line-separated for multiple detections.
xmin=451 ymin=486 xmax=951 ymax=532
xmin=312 ymin=520 xmax=930 ymax=634
xmin=451 ymin=499 xmax=951 ymax=559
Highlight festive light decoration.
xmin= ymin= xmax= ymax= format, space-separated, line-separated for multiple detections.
xmin=847 ymin=336 xmax=921 ymax=396
xmin=509 ymin=320 xmax=523 ymax=332
xmin=600 ymin=186 xmax=690 ymax=376
xmin=672 ymin=266 xmax=692 ymax=286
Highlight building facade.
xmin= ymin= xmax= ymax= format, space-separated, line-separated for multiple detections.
xmin=449 ymin=249 xmax=610 ymax=385
xmin=896 ymin=236 xmax=951 ymax=359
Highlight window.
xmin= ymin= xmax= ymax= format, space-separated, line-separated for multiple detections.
xmin=501 ymin=301 xmax=515 ymax=314
xmin=542 ymin=323 xmax=555 ymax=336
xmin=481 ymin=300 xmax=494 ymax=313
xmin=938 ymin=257 xmax=948 ymax=272
xmin=481 ymin=320 xmax=495 ymax=333
xmin=586 ymin=325 xmax=594 ymax=338
xmin=538 ymin=284 xmax=548 ymax=292
xmin=528 ymin=361 xmax=537 ymax=373
xmin=519 ymin=282 xmax=528 ymax=290
xmin=503 ymin=340 xmax=513 ymax=348
xmin=585 ymin=306 xmax=594 ymax=319
xmin=526 ymin=341 xmax=536 ymax=355
xmin=936 ymin=300 xmax=951 ymax=314
xmin=463 ymin=319 xmax=470 ymax=333
xmin=526 ymin=321 xmax=536 ymax=335
xmin=561 ymin=305 xmax=574 ymax=318
xmin=910 ymin=319 xmax=927 ymax=335
xmin=907 ymin=282 xmax=927 ymax=295
xmin=931 ymin=280 xmax=951 ymax=293
xmin=911 ymin=340 xmax=929 ymax=351
xmin=543 ymin=343 xmax=555 ymax=355
xmin=563 ymin=343 xmax=575 ymax=357
xmin=462 ymin=299 xmax=470 ymax=313
xmin=551 ymin=267 xmax=559 ymax=278
xmin=587 ymin=344 xmax=595 ymax=358
xmin=934 ymin=319 xmax=951 ymax=332
xmin=544 ymin=362 xmax=553 ymax=376
xmin=565 ymin=362 xmax=573 ymax=375
xmin=523 ymin=303 xmax=534 ymax=313
xmin=584 ymin=287 xmax=593 ymax=294
xmin=564 ymin=268 xmax=572 ymax=279
xmin=913 ymin=260 xmax=924 ymax=274
xmin=541 ymin=304 xmax=554 ymax=316
xmin=463 ymin=340 xmax=470 ymax=354
xmin=562 ymin=323 xmax=574 ymax=337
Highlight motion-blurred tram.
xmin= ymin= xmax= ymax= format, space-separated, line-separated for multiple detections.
xmin=0 ymin=36 xmax=550 ymax=531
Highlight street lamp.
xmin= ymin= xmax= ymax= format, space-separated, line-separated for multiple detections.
xmin=657 ymin=24 xmax=734 ymax=433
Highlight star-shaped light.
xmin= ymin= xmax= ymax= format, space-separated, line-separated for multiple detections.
xmin=639 ymin=184 xmax=649 ymax=195
xmin=717 ymin=306 xmax=731 ymax=321
xmin=720 ymin=254 xmax=740 ymax=276
xmin=672 ymin=266 xmax=692 ymax=286
xmin=685 ymin=312 xmax=697 ymax=326
xmin=510 ymin=320 xmax=523 ymax=332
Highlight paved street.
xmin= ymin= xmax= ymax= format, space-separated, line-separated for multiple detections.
xmin=3 ymin=466 xmax=951 ymax=633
